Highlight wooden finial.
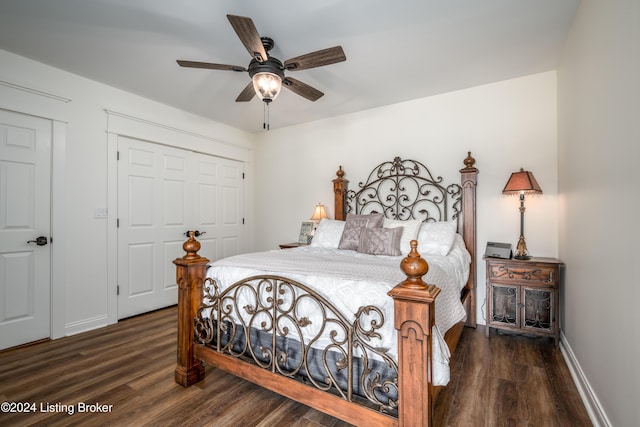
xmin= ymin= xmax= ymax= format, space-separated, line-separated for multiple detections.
xmin=398 ymin=240 xmax=429 ymax=289
xmin=182 ymin=231 xmax=201 ymax=260
xmin=463 ymin=151 xmax=476 ymax=170
xmin=333 ymin=166 xmax=349 ymax=221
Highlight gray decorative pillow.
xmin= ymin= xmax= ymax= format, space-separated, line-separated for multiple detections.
xmin=338 ymin=213 xmax=384 ymax=250
xmin=383 ymin=218 xmax=422 ymax=255
xmin=358 ymin=227 xmax=403 ymax=256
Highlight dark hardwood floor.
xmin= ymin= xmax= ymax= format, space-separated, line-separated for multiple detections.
xmin=0 ymin=306 xmax=591 ymax=426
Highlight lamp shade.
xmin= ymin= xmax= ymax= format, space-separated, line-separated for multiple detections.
xmin=502 ymin=168 xmax=542 ymax=195
xmin=309 ymin=203 xmax=328 ymax=222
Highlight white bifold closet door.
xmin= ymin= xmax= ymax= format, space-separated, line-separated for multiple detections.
xmin=117 ymin=137 xmax=244 ymax=319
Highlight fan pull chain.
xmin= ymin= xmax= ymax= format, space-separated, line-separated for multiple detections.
xmin=263 ymin=100 xmax=270 ymax=130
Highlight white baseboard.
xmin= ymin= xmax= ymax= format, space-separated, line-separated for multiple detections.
xmin=64 ymin=315 xmax=113 ymax=337
xmin=560 ymin=331 xmax=611 ymax=427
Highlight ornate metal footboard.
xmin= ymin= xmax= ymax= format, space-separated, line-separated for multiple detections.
xmin=177 ymin=233 xmax=442 ymax=426
xmin=195 ymin=274 xmax=399 ymax=415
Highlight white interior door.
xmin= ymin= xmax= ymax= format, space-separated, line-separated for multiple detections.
xmin=117 ymin=137 xmax=244 ymax=319
xmin=0 ymin=110 xmax=51 ymax=350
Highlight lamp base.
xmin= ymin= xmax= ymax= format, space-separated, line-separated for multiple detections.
xmin=514 ymin=235 xmax=531 ymax=260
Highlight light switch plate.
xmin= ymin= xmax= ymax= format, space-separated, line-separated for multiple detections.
xmin=95 ymin=207 xmax=108 ymax=218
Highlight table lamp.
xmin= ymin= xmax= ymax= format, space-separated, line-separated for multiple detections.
xmin=502 ymin=168 xmax=542 ymax=260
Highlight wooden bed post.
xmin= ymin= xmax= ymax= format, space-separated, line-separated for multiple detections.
xmin=388 ymin=240 xmax=440 ymax=427
xmin=174 ymin=232 xmax=209 ymax=387
xmin=460 ymin=152 xmax=478 ymax=328
xmin=332 ymin=166 xmax=348 ymax=220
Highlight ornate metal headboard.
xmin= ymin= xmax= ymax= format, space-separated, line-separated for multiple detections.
xmin=345 ymin=156 xmax=462 ymax=225
xmin=332 ymin=152 xmax=478 ymax=328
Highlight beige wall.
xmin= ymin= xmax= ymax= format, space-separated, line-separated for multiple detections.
xmin=557 ymin=0 xmax=639 ymax=425
xmin=255 ymin=71 xmax=559 ymax=327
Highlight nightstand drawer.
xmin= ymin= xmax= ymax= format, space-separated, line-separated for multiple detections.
xmin=488 ymin=263 xmax=557 ymax=286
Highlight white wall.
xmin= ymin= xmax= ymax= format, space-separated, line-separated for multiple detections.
xmin=255 ymin=71 xmax=559 ymax=326
xmin=4 ymin=7 xmax=636 ymax=422
xmin=557 ymin=0 xmax=640 ymax=425
xmin=0 ymin=49 xmax=256 ymax=337
xmin=7 ymin=17 xmax=630 ymax=422
xmin=2 ymin=45 xmax=559 ymax=335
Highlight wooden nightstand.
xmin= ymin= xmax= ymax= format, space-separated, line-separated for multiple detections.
xmin=484 ymin=256 xmax=563 ymax=347
xmin=279 ymin=242 xmax=307 ymax=249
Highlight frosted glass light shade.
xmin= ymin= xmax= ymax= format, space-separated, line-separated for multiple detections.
xmin=252 ymin=72 xmax=282 ymax=101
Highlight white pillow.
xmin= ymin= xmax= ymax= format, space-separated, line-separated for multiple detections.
xmin=310 ymin=219 xmax=345 ymax=248
xmin=417 ymin=220 xmax=457 ymax=256
xmin=383 ymin=218 xmax=422 ymax=255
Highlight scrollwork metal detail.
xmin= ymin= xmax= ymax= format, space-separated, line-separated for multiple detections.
xmin=492 ymin=286 xmax=517 ymax=325
xmin=492 ymin=266 xmax=553 ymax=283
xmin=345 ymin=157 xmax=462 ymax=225
xmin=194 ymin=275 xmax=399 ymax=415
xmin=523 ymin=289 xmax=552 ymax=330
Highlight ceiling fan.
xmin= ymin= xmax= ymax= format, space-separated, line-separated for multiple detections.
xmin=177 ymin=14 xmax=346 ymax=111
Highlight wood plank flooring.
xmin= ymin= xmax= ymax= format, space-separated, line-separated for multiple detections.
xmin=0 ymin=306 xmax=591 ymax=426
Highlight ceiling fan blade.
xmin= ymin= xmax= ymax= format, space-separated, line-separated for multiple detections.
xmin=227 ymin=14 xmax=268 ymax=62
xmin=235 ymin=82 xmax=256 ymax=102
xmin=177 ymin=60 xmax=246 ymax=72
xmin=284 ymin=46 xmax=346 ymax=71
xmin=283 ymin=77 xmax=324 ymax=101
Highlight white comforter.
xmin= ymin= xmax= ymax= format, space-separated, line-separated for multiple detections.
xmin=206 ymin=235 xmax=470 ymax=386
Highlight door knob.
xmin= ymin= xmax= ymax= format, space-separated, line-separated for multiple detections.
xmin=27 ymin=236 xmax=48 ymax=246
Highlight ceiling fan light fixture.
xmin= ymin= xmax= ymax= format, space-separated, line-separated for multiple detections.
xmin=252 ymin=72 xmax=282 ymax=102
xmin=178 ymin=15 xmax=347 ymax=129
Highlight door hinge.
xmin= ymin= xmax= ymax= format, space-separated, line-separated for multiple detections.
xmin=117 ymin=285 xmax=120 ymax=295
xmin=117 ymin=151 xmax=120 ymax=160
xmin=242 ymin=172 xmax=245 ymax=179
xmin=117 ymin=218 xmax=120 ymax=228
xmin=242 ymin=218 xmax=245 ymax=225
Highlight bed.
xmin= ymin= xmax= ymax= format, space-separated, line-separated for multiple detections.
xmin=174 ymin=153 xmax=478 ymax=426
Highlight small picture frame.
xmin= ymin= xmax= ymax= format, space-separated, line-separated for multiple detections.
xmin=298 ymin=221 xmax=314 ymax=244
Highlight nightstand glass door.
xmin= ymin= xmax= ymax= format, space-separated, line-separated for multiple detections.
xmin=522 ymin=287 xmax=553 ymax=332
xmin=491 ymin=284 xmax=518 ymax=326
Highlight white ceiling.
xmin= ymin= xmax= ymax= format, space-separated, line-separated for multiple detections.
xmin=0 ymin=0 xmax=580 ymax=133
